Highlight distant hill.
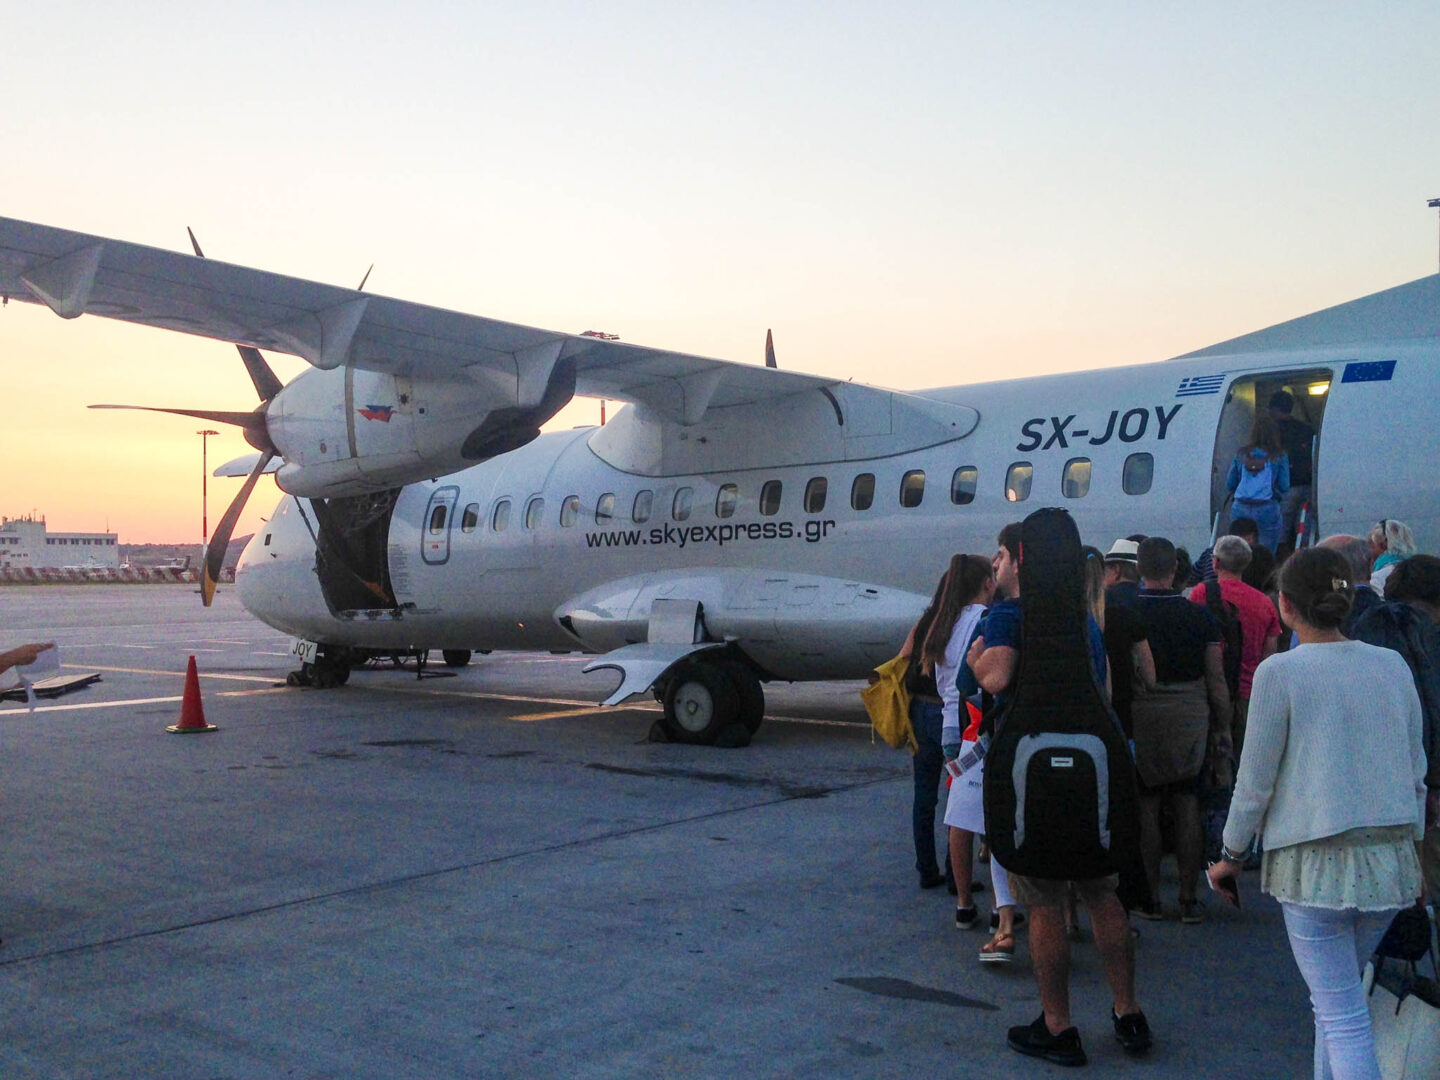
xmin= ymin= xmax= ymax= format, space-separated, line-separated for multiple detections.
xmin=119 ymin=535 xmax=253 ymax=572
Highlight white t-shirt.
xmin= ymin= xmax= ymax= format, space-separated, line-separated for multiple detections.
xmin=938 ymin=604 xmax=986 ymax=746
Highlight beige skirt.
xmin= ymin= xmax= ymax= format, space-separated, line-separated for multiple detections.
xmin=1130 ymin=678 xmax=1209 ymax=788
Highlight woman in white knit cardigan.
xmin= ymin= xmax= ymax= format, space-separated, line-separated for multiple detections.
xmin=1208 ymin=545 xmax=1427 ymax=1080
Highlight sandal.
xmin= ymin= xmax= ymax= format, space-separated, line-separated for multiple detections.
xmin=979 ymin=931 xmax=1015 ymax=964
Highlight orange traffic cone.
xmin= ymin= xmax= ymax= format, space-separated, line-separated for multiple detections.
xmin=167 ymin=655 xmax=218 ymax=734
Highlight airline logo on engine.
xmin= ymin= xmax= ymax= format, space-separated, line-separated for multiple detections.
xmin=358 ymin=404 xmax=395 ymax=422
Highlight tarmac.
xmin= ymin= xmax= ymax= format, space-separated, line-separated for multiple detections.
xmin=0 ymin=585 xmax=1313 ymax=1078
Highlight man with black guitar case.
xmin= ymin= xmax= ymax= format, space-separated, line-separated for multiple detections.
xmin=980 ymin=508 xmax=1152 ymax=1067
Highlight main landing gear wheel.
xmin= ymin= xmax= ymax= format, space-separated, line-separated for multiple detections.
xmin=661 ymin=661 xmax=739 ymax=745
xmin=441 ymin=650 xmax=473 ymax=668
xmin=717 ymin=659 xmax=765 ymax=734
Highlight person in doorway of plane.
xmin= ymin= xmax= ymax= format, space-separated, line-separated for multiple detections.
xmin=1269 ymin=390 xmax=1316 ymax=552
xmin=1226 ymin=417 xmax=1290 ymax=555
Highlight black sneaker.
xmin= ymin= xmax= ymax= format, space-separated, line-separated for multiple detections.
xmin=1113 ymin=1010 xmax=1152 ymax=1054
xmin=955 ymin=906 xmax=980 ymax=930
xmin=919 ymin=871 xmax=947 ymax=890
xmin=1007 ymin=1014 xmax=1087 ymax=1067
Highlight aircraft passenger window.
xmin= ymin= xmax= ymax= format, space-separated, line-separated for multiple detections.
xmin=596 ymin=493 xmax=616 ymax=523
xmin=851 ymin=473 xmax=875 ymax=511
xmin=560 ymin=496 xmax=579 ymax=528
xmin=461 ymin=503 xmax=480 ymax=532
xmin=525 ymin=497 xmax=545 ymax=530
xmin=760 ymin=480 xmax=783 ymax=516
xmin=672 ymin=487 xmax=694 ymax=521
xmin=428 ymin=505 xmax=448 ymax=534
xmin=716 ymin=484 xmax=739 ymax=519
xmin=491 ymin=499 xmax=511 ymax=532
xmin=633 ymin=490 xmax=653 ymax=523
xmin=1123 ymin=452 xmax=1154 ymax=495
xmin=263 ymin=533 xmax=271 ymax=546
xmin=804 ymin=477 xmax=827 ymax=513
xmin=900 ymin=470 xmax=925 ymax=508
xmin=1005 ymin=462 xmax=1033 ymax=503
xmin=951 ymin=467 xmax=977 ymax=505
xmin=1062 ymin=458 xmax=1092 ymax=499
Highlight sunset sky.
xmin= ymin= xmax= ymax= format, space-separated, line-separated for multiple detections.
xmin=4 ymin=3 xmax=1438 ymax=543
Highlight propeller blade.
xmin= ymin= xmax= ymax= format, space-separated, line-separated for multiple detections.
xmin=202 ymin=450 xmax=274 ymax=606
xmin=89 ymin=403 xmax=259 ymax=427
xmin=186 ymin=227 xmax=285 ymax=402
xmin=237 ymin=344 xmax=285 ymax=402
xmin=357 ymin=264 xmax=374 ymax=291
xmin=765 ymin=329 xmax=777 ymax=369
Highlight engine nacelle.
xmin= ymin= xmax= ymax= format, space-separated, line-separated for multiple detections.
xmin=265 ymin=360 xmax=574 ymax=497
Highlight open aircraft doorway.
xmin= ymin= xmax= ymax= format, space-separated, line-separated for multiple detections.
xmin=1210 ymin=368 xmax=1332 ymax=549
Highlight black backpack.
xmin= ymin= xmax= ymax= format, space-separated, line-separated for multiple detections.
xmin=1203 ymin=578 xmax=1244 ymax=706
xmin=982 ymin=508 xmax=1141 ymax=881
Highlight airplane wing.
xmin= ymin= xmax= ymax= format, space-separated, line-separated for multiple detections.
xmin=0 ymin=216 xmax=839 ymax=424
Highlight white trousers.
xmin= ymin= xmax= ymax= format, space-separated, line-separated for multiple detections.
xmin=1280 ymin=902 xmax=1400 ymax=1080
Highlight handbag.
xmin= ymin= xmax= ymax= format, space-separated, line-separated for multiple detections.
xmin=1364 ymin=907 xmax=1440 ymax=1080
xmin=862 ymin=655 xmax=916 ymax=752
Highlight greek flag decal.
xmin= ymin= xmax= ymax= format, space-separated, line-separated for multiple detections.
xmin=1175 ymin=374 xmax=1226 ymax=397
xmin=1341 ymin=360 xmax=1396 ymax=384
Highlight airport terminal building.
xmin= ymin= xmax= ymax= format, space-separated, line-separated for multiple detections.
xmin=0 ymin=514 xmax=120 ymax=570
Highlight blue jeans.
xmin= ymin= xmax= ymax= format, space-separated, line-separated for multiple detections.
xmin=1280 ymin=902 xmax=1399 ymax=1080
xmin=910 ymin=699 xmax=945 ymax=878
xmin=1242 ymin=499 xmax=1283 ymax=554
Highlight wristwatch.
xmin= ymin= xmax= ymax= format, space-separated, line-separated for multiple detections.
xmin=1220 ymin=844 xmax=1248 ymax=864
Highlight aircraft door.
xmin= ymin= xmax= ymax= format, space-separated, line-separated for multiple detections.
xmin=421 ymin=486 xmax=461 ymax=565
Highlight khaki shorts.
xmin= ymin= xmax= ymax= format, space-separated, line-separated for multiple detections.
xmin=1007 ymin=871 xmax=1120 ymax=908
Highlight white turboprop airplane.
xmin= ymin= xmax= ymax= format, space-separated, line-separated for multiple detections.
xmin=2 ymin=216 xmax=1437 ymax=744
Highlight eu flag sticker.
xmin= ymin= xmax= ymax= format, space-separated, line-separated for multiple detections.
xmin=1341 ymin=360 xmax=1396 ymax=384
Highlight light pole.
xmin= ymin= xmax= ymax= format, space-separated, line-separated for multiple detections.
xmin=197 ymin=429 xmax=219 ymax=556
xmin=1429 ymin=197 xmax=1440 ymax=271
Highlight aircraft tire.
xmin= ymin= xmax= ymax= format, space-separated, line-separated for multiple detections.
xmin=662 ymin=661 xmax=738 ymax=745
xmin=718 ymin=660 xmax=765 ymax=734
xmin=441 ymin=649 xmax=473 ymax=668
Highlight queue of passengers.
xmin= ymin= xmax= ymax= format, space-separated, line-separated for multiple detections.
xmin=894 ymin=513 xmax=1438 ymax=1074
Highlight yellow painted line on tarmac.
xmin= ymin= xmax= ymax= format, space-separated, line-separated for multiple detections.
xmin=63 ymin=664 xmax=278 ymax=684
xmin=509 ymin=705 xmax=623 ymax=722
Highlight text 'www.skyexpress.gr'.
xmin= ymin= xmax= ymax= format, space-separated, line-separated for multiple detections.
xmin=585 ymin=520 xmax=838 ymax=549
